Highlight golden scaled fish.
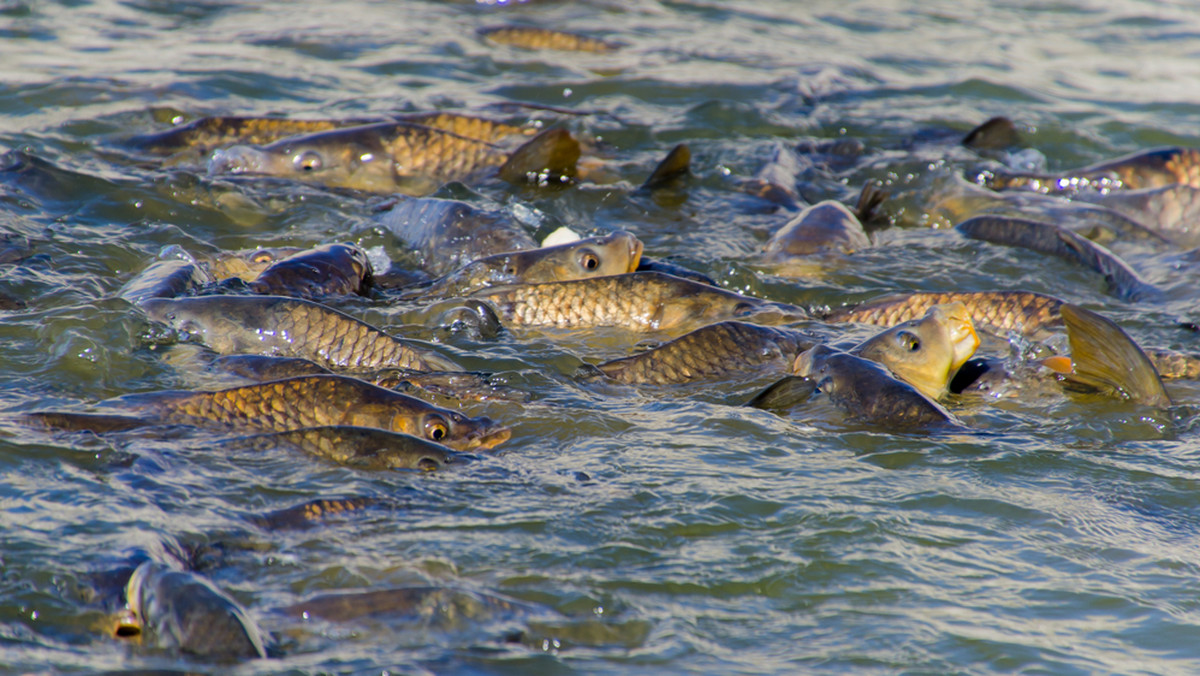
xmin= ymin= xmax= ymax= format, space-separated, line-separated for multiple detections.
xmin=112 ymin=561 xmax=267 ymax=661
xmin=123 ymin=112 xmax=534 ymax=161
xmin=851 ymin=301 xmax=980 ymax=400
xmin=985 ymin=146 xmax=1200 ymax=194
xmin=203 ymin=245 xmax=305 ymax=283
xmin=248 ymin=496 xmax=382 ymax=531
xmin=822 ymin=290 xmax=1064 ymax=337
xmin=141 ymin=295 xmax=461 ymax=373
xmin=29 ymin=375 xmax=509 ymax=451
xmin=478 ymin=25 xmax=623 ymax=53
xmin=588 ymin=321 xmax=818 ymax=386
xmin=208 ymin=121 xmax=579 ymax=195
xmin=472 ymin=271 xmax=808 ymax=334
xmin=222 ymin=425 xmax=466 ymax=471
xmin=402 ymin=230 xmax=643 ymax=300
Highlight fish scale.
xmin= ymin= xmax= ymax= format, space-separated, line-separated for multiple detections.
xmin=824 ymin=291 xmax=1063 ymax=336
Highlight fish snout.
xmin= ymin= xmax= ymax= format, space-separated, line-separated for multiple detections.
xmin=208 ymin=145 xmax=271 ymax=176
xmin=468 ymin=418 xmax=512 ymax=450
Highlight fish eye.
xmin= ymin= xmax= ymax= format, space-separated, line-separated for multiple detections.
xmin=424 ymin=414 xmax=449 ymax=441
xmin=733 ymin=302 xmax=754 ymax=317
xmin=417 ymin=456 xmax=443 ymax=471
xmin=251 ymin=251 xmax=274 ymax=264
xmin=898 ymin=330 xmax=920 ymax=352
xmin=579 ymin=249 xmax=600 ymax=271
xmin=292 ymin=150 xmax=323 ymax=172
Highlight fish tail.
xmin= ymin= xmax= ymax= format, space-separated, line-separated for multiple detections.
xmin=1060 ymin=303 xmax=1171 ymax=407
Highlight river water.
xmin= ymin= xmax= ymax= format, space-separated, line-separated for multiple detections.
xmin=3 ymin=0 xmax=1200 ymax=673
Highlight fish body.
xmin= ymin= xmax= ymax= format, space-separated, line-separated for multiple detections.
xmin=1072 ymin=184 xmax=1200 ymax=248
xmin=249 ymin=497 xmax=381 ymax=531
xmin=281 ymin=586 xmax=541 ymax=628
xmin=245 ymin=242 xmax=373 ymax=298
xmin=106 ymin=375 xmax=508 ymax=450
xmin=120 ymin=257 xmax=215 ymax=305
xmin=852 ymin=301 xmax=980 ymax=399
xmin=823 ymin=290 xmax=1064 ymax=336
xmin=406 ymin=230 xmax=643 ymax=299
xmin=473 ymin=271 xmax=808 ymax=333
xmin=124 ymin=115 xmax=376 ymax=159
xmin=208 ymin=122 xmax=577 ymax=194
xmin=986 ymin=146 xmax=1200 ymax=194
xmin=592 ymin=321 xmax=817 ymax=386
xmin=116 ymin=561 xmax=267 ymax=661
xmin=956 ymin=215 xmax=1160 ymax=302
xmin=375 ymin=197 xmax=538 ymax=276
xmin=764 ymin=200 xmax=869 ymax=258
xmin=222 ymin=425 xmax=463 ymax=470
xmin=479 ymin=25 xmax=622 ymax=52
xmin=791 ymin=344 xmax=958 ymax=427
xmin=141 ymin=295 xmax=461 ymax=372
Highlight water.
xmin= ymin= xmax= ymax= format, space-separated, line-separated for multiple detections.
xmin=2 ymin=0 xmax=1200 ymax=672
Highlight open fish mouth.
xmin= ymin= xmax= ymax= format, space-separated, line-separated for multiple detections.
xmin=627 ymin=237 xmax=644 ymax=272
xmin=465 ymin=422 xmax=512 ymax=451
xmin=949 ymin=318 xmax=980 ymax=371
xmin=208 ymin=145 xmax=272 ymax=176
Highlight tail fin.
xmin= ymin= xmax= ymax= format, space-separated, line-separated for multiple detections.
xmin=1060 ymin=303 xmax=1171 ymax=407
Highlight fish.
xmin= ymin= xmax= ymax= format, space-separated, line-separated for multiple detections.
xmin=587 ymin=321 xmax=818 ymax=386
xmin=243 ymin=242 xmax=373 ymax=298
xmin=960 ymin=116 xmax=1021 ymax=152
xmin=955 ymin=215 xmax=1161 ymax=302
xmin=221 ymin=425 xmax=466 ymax=470
xmin=852 ymin=301 xmax=980 ymax=399
xmin=208 ymin=121 xmax=578 ymax=195
xmin=120 ymin=252 xmax=216 ymax=306
xmin=1142 ymin=348 xmax=1200 ymax=380
xmin=141 ymin=295 xmax=462 ymax=372
xmin=1058 ymin=303 xmax=1171 ymax=407
xmin=472 ymin=271 xmax=809 ymax=333
xmin=399 ymin=230 xmax=643 ymax=300
xmin=373 ymin=369 xmax=532 ymax=404
xmin=478 ymin=25 xmax=623 ymax=52
xmin=123 ymin=112 xmax=535 ymax=162
xmin=741 ymin=142 xmax=809 ymax=208
xmin=31 ymin=375 xmax=509 ymax=451
xmin=373 ymin=197 xmax=539 ymax=277
xmin=280 ymin=586 xmax=544 ymax=628
xmin=750 ymin=344 xmax=958 ymax=428
xmin=1069 ymin=184 xmax=1200 ymax=248
xmin=248 ymin=496 xmax=383 ymax=531
xmin=113 ymin=561 xmax=267 ymax=661
xmin=633 ymin=256 xmax=717 ymax=286
xmin=985 ymin=146 xmax=1200 ymax=194
xmin=203 ymin=245 xmax=306 ymax=283
xmin=822 ymin=290 xmax=1064 ymax=337
xmin=763 ymin=182 xmax=886 ymax=260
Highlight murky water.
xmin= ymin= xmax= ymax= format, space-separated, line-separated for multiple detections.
xmin=3 ymin=0 xmax=1200 ymax=673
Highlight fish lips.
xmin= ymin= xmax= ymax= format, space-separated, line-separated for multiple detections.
xmin=208 ymin=145 xmax=272 ymax=176
xmin=458 ymin=419 xmax=512 ymax=451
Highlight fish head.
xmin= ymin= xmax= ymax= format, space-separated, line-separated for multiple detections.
xmin=764 ymin=200 xmax=869 ymax=258
xmin=518 ymin=230 xmax=644 ymax=284
xmin=853 ymin=301 xmax=979 ymax=399
xmin=253 ymin=243 xmax=373 ymax=296
xmin=206 ymin=246 xmax=306 ymax=282
xmin=397 ymin=410 xmax=511 ymax=451
xmin=209 ymin=132 xmax=400 ymax=193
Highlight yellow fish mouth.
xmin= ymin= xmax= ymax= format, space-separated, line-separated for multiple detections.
xmin=938 ymin=302 xmax=979 ymax=371
xmin=627 ymin=238 xmax=645 ymax=273
xmin=469 ymin=424 xmax=512 ymax=451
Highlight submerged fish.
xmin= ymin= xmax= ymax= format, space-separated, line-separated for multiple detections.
xmin=401 ymin=230 xmax=643 ymax=299
xmin=113 ymin=561 xmax=267 ymax=661
xmin=281 ymin=586 xmax=545 ymax=629
xmin=249 ymin=496 xmax=382 ymax=531
xmin=208 ymin=122 xmax=578 ymax=195
xmin=956 ymin=215 xmax=1160 ymax=302
xmin=473 ymin=271 xmax=808 ymax=333
xmin=588 ymin=321 xmax=818 ymax=386
xmin=246 ymin=242 xmax=373 ymax=298
xmin=638 ymin=143 xmax=691 ymax=192
xmin=222 ymin=425 xmax=465 ymax=470
xmin=763 ymin=183 xmax=885 ymax=261
xmin=141 ymin=295 xmax=461 ymax=372
xmin=823 ymin=290 xmax=1064 ymax=337
xmin=120 ymin=255 xmax=215 ymax=306
xmin=750 ymin=344 xmax=957 ymax=428
xmin=30 ymin=375 xmax=509 ymax=450
xmin=985 ymin=146 xmax=1200 ymax=194
xmin=1070 ymin=184 xmax=1200 ymax=248
xmin=478 ymin=25 xmax=622 ymax=52
xmin=374 ymin=197 xmax=539 ymax=276
xmin=203 ymin=246 xmax=306 ymax=283
xmin=852 ymin=301 xmax=980 ymax=399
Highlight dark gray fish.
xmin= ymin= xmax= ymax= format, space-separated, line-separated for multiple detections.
xmin=741 ymin=142 xmax=808 ymax=208
xmin=120 ymin=255 xmax=215 ymax=306
xmin=112 ymin=561 xmax=267 ymax=661
xmin=638 ymin=143 xmax=691 ymax=192
xmin=955 ymin=215 xmax=1161 ymax=302
xmin=247 ymin=242 xmax=373 ymax=298
xmin=374 ymin=197 xmax=538 ymax=277
xmin=961 ymin=116 xmax=1021 ymax=151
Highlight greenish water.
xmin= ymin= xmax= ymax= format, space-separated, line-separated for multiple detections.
xmin=3 ymin=0 xmax=1200 ymax=673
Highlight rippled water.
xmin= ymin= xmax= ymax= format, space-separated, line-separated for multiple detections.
xmin=3 ymin=0 xmax=1200 ymax=673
